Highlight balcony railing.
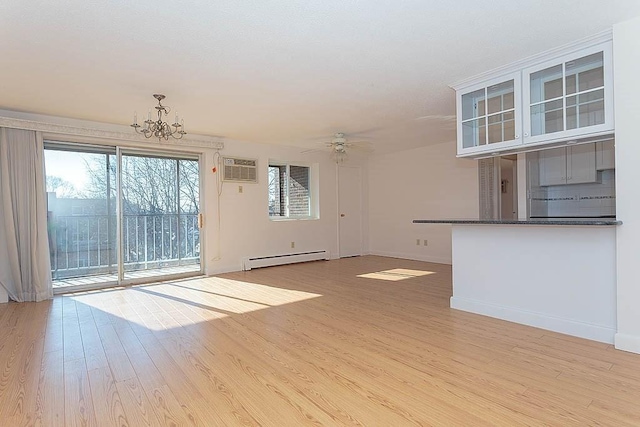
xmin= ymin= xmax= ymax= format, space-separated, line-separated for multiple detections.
xmin=48 ymin=213 xmax=200 ymax=280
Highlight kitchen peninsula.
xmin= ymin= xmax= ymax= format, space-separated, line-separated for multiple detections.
xmin=414 ymin=218 xmax=620 ymax=343
xmin=428 ymin=29 xmax=627 ymax=345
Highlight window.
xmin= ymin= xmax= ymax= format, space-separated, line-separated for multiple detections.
xmin=268 ymin=163 xmax=312 ymax=218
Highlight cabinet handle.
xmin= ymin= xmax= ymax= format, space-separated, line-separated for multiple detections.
xmin=524 ymin=132 xmax=529 ymax=137
xmin=515 ymin=134 xmax=520 ymax=138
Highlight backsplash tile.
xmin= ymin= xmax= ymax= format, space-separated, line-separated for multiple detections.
xmin=529 ymin=169 xmax=616 ymax=217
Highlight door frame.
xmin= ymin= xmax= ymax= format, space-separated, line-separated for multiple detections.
xmin=48 ymin=143 xmax=205 ymax=294
xmin=336 ymin=164 xmax=363 ymax=258
xmin=117 ymin=147 xmax=204 ymax=287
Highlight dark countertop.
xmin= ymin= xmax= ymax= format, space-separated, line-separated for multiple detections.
xmin=413 ymin=218 xmax=622 ymax=226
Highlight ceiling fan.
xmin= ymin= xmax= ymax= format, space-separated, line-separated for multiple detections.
xmin=302 ymin=132 xmax=372 ymax=163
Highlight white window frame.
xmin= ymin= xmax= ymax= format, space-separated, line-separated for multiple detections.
xmin=268 ymin=161 xmax=316 ymax=220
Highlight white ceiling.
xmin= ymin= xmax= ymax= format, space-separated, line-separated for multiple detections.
xmin=1 ymin=1 xmax=639 ymax=154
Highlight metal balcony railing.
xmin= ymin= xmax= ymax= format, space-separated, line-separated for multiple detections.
xmin=48 ymin=213 xmax=200 ymax=280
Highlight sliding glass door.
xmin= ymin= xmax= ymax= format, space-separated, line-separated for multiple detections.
xmin=44 ymin=143 xmax=201 ymax=291
xmin=45 ymin=145 xmax=118 ymax=288
xmin=120 ymin=153 xmax=201 ymax=282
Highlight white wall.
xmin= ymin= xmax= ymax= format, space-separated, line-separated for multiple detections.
xmin=368 ymin=141 xmax=478 ymax=264
xmin=614 ymin=16 xmax=640 ymax=354
xmin=206 ymin=142 xmax=365 ymax=274
xmin=0 ymin=110 xmax=366 ymax=281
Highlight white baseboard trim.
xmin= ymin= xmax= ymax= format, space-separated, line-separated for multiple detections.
xmin=451 ymin=296 xmax=616 ymax=344
xmin=368 ymin=250 xmax=451 ymax=265
xmin=614 ymin=333 xmax=640 ymax=355
xmin=205 ymin=266 xmax=242 ymax=276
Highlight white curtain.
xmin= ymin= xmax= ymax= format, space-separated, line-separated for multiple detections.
xmin=0 ymin=128 xmax=53 ymax=302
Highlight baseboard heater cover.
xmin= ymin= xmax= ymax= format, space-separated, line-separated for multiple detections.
xmin=243 ymin=250 xmax=330 ymax=271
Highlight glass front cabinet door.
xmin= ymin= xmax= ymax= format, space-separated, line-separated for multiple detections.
xmin=523 ymin=41 xmax=613 ymax=145
xmin=456 ymin=73 xmax=522 ymax=156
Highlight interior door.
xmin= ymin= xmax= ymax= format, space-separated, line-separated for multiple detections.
xmin=338 ymin=165 xmax=362 ymax=257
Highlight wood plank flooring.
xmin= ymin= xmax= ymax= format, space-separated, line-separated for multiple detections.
xmin=1 ymin=255 xmax=640 ymax=426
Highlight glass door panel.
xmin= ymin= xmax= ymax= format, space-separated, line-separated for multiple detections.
xmin=487 ymin=81 xmax=514 ymax=113
xmin=45 ymin=147 xmax=118 ymax=289
xmin=461 ymin=88 xmax=485 ymax=120
xmin=528 ymin=51 xmax=605 ymax=138
xmin=460 ymin=79 xmax=516 ymax=149
xmin=530 ymin=64 xmax=563 ymax=104
xmin=121 ymin=153 xmax=201 ymax=281
xmin=462 ymin=118 xmax=486 ymax=148
xmin=565 ymin=52 xmax=604 ymax=93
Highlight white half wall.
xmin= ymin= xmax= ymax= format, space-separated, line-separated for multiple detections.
xmin=614 ymin=16 xmax=640 ymax=354
xmin=451 ymin=224 xmax=618 ymax=344
xmin=368 ymin=141 xmax=478 ymax=264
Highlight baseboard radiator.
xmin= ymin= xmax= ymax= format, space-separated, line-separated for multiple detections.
xmin=243 ymin=250 xmax=330 ymax=271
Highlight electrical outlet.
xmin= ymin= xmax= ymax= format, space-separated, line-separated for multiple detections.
xmin=423 ymin=239 xmax=428 ymax=246
xmin=416 ymin=239 xmax=420 ymax=246
xmin=238 ymin=185 xmax=243 ymax=193
xmin=291 ymin=241 xmax=295 ymax=249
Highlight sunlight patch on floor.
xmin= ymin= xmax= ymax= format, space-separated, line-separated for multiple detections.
xmin=67 ymin=277 xmax=323 ymax=331
xmin=358 ymin=268 xmax=435 ymax=281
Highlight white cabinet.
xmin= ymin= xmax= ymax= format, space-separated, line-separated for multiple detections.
xmin=539 ymin=147 xmax=566 ymax=186
xmin=523 ymin=42 xmax=614 ymax=146
xmin=568 ymin=144 xmax=598 ymax=184
xmin=539 ymin=144 xmax=597 ymax=186
xmin=456 ymin=73 xmax=521 ymax=157
xmin=453 ymin=33 xmax=613 ymax=158
xmin=596 ymin=140 xmax=615 ymax=170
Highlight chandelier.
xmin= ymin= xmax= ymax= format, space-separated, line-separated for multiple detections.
xmin=131 ymin=94 xmax=186 ymax=140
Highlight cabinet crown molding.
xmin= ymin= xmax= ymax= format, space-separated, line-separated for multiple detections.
xmin=450 ymin=29 xmax=612 ymax=91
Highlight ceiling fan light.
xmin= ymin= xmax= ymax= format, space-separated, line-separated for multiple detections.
xmin=333 ymin=149 xmax=348 ymax=163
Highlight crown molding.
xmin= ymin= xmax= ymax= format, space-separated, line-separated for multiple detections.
xmin=450 ymin=28 xmax=613 ymax=90
xmin=0 ymin=115 xmax=224 ymax=150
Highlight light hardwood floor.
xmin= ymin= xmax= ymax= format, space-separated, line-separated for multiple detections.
xmin=1 ymin=255 xmax=640 ymax=426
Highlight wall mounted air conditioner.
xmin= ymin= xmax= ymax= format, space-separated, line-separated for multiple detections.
xmin=222 ymin=157 xmax=258 ymax=183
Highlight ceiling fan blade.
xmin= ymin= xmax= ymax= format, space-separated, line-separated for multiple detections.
xmin=414 ymin=114 xmax=456 ymax=122
xmin=300 ymin=148 xmax=324 ymax=154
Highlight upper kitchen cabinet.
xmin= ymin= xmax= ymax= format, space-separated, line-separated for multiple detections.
xmin=523 ymin=41 xmax=613 ymax=146
xmin=452 ymin=32 xmax=613 ymax=158
xmin=457 ymin=73 xmax=521 ymax=156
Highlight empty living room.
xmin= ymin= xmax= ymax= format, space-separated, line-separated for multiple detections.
xmin=2 ymin=1 xmax=640 ymax=426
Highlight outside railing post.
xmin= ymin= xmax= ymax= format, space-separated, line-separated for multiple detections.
xmin=144 ymin=215 xmax=148 ymax=269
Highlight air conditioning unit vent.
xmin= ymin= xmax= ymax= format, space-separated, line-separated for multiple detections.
xmin=223 ymin=157 xmax=258 ymax=183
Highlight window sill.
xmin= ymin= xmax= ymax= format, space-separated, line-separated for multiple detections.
xmin=269 ymin=216 xmax=319 ymax=222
